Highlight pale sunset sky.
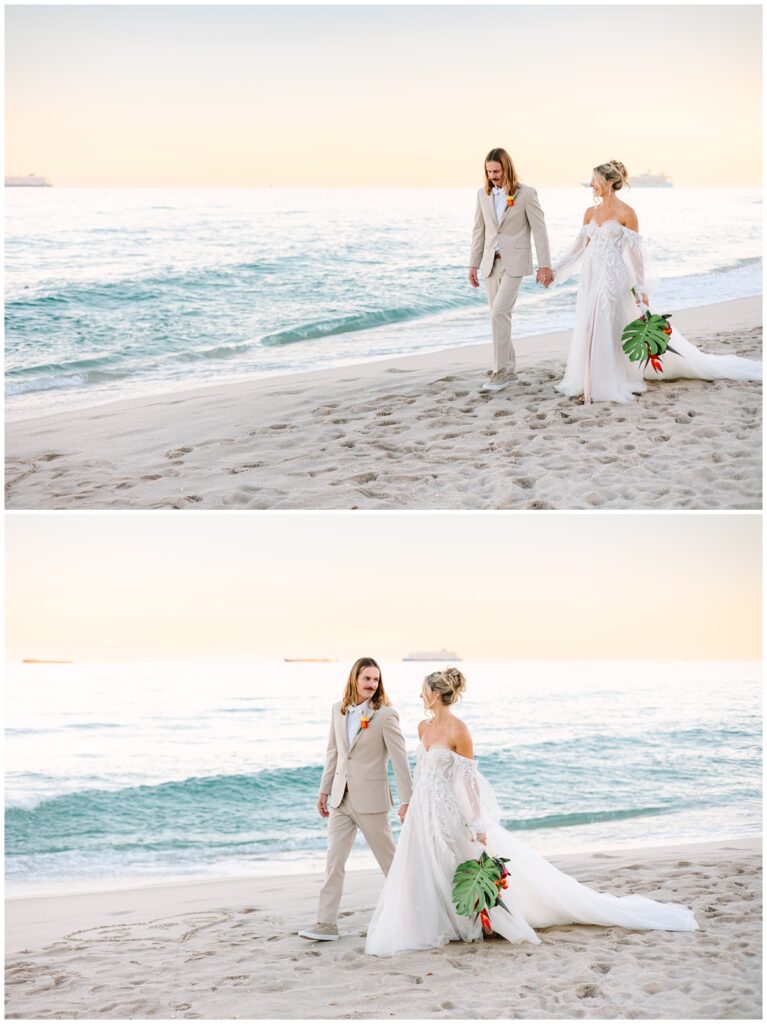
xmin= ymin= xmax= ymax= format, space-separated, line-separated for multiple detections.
xmin=5 ymin=513 xmax=761 ymax=662
xmin=5 ymin=3 xmax=762 ymax=186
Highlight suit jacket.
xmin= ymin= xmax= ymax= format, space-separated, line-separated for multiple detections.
xmin=319 ymin=702 xmax=413 ymax=813
xmin=469 ymin=184 xmax=552 ymax=279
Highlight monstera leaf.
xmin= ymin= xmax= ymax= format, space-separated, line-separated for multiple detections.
xmin=452 ymin=851 xmax=508 ymax=918
xmin=622 ymin=311 xmax=674 ymax=366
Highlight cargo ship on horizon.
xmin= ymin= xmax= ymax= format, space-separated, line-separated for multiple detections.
xmin=5 ymin=174 xmax=52 ymax=187
xmin=583 ymin=170 xmax=672 ymax=188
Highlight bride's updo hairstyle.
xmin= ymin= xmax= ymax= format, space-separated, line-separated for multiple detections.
xmin=423 ymin=667 xmax=467 ymax=708
xmin=593 ymin=160 xmax=629 ymax=191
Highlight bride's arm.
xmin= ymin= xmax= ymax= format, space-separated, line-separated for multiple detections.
xmin=453 ymin=725 xmax=487 ymax=845
xmin=623 ymin=209 xmax=650 ymax=308
xmin=551 ymin=211 xmax=592 ymax=284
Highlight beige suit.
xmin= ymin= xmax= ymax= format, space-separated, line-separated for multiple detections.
xmin=469 ymin=184 xmax=552 ymax=373
xmin=317 ymin=701 xmax=413 ymax=924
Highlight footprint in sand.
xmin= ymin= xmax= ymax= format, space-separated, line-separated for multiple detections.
xmin=165 ymin=447 xmax=193 ymax=459
xmin=590 ymin=962 xmax=612 ymax=974
xmin=229 ymin=463 xmax=265 ymax=474
xmin=576 ymin=983 xmax=601 ymax=999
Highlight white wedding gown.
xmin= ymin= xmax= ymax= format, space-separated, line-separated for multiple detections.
xmin=365 ymin=744 xmax=698 ymax=956
xmin=552 ymin=220 xmax=762 ymax=403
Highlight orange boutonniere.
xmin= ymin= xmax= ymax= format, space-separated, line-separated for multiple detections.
xmin=356 ymin=710 xmax=375 ymax=736
xmin=506 ymin=191 xmax=519 ymax=209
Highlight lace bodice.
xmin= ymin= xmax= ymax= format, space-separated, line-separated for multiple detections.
xmin=413 ymin=744 xmax=485 ymax=843
xmin=552 ymin=220 xmax=647 ymax=307
xmin=415 ymin=742 xmax=474 ymax=784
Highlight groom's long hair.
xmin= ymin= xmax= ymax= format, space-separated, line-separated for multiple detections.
xmin=483 ymin=148 xmax=519 ymax=194
xmin=340 ymin=657 xmax=391 ymax=714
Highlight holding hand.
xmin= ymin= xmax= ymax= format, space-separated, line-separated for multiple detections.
xmin=536 ymin=267 xmax=554 ymax=287
xmin=317 ymin=793 xmax=329 ymax=818
xmin=468 ymin=267 xmax=479 ymax=289
xmin=398 ymin=803 xmax=409 ymax=824
xmin=476 ymin=832 xmax=487 ymax=846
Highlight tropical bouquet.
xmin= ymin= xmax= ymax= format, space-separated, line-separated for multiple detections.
xmin=452 ymin=850 xmax=510 ymax=935
xmin=622 ymin=288 xmax=677 ymax=373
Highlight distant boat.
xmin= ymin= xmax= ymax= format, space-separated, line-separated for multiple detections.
xmin=582 ymin=170 xmax=672 ymax=188
xmin=5 ymin=174 xmax=52 ymax=187
xmin=403 ymin=649 xmax=462 ymax=662
xmin=22 ymin=658 xmax=74 ymax=664
xmin=283 ymin=657 xmax=337 ymax=663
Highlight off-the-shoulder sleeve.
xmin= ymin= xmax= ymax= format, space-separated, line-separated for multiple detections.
xmin=454 ymin=757 xmax=486 ymax=840
xmin=624 ymin=229 xmax=648 ymax=304
xmin=551 ymin=227 xmax=590 ymax=284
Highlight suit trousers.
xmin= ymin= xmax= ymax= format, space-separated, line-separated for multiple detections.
xmin=317 ymin=791 xmax=395 ymax=924
xmin=484 ymin=260 xmax=523 ymax=373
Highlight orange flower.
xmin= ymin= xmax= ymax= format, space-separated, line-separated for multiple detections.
xmin=360 ymin=716 xmax=370 ymax=730
xmin=507 ymin=197 xmax=515 ymax=207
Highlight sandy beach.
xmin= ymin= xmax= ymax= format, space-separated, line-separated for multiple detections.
xmin=5 ymin=297 xmax=762 ymax=511
xmin=5 ymin=836 xmax=761 ymax=1020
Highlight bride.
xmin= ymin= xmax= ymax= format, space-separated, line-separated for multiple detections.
xmin=552 ymin=160 xmax=762 ymax=404
xmin=365 ymin=668 xmax=698 ymax=957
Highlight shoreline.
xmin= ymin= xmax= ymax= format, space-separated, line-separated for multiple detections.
xmin=6 ymin=295 xmax=762 ymax=510
xmin=6 ymin=290 xmax=760 ymax=426
xmin=7 ymin=295 xmax=760 ymax=426
xmin=6 ymin=830 xmax=761 ymax=903
xmin=6 ymin=836 xmax=761 ymax=1018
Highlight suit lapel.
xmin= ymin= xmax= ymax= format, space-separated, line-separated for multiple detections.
xmin=498 ymin=188 xmax=518 ymax=228
xmin=339 ymin=704 xmax=350 ymax=753
xmin=485 ymin=190 xmax=499 ymax=228
xmin=348 ymin=706 xmax=375 ymax=754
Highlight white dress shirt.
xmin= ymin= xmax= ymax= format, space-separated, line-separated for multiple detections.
xmin=492 ymin=185 xmax=507 ymax=253
xmin=346 ymin=699 xmax=370 ymax=748
xmin=492 ymin=185 xmax=507 ymax=225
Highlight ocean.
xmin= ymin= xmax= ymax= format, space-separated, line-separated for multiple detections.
xmin=5 ymin=660 xmax=761 ymax=896
xmin=5 ymin=186 xmax=762 ymax=420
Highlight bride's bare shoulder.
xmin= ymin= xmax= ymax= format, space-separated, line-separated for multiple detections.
xmin=618 ymin=200 xmax=639 ymax=231
xmin=450 ymin=717 xmax=474 ymax=757
xmin=583 ymin=207 xmax=595 ymax=224
xmin=417 ymin=720 xmax=429 ymax=738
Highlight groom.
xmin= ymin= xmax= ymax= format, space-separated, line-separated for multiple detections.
xmin=469 ymin=147 xmax=553 ymax=392
xmin=299 ymin=657 xmax=413 ymax=941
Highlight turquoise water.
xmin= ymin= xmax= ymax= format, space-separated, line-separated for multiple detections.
xmin=5 ymin=660 xmax=761 ymax=894
xmin=5 ymin=187 xmax=761 ymax=419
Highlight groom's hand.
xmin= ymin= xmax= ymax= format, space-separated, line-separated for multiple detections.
xmin=468 ymin=267 xmax=479 ymax=289
xmin=317 ymin=793 xmax=329 ymax=818
xmin=398 ymin=803 xmax=409 ymax=823
xmin=536 ymin=267 xmax=553 ymax=287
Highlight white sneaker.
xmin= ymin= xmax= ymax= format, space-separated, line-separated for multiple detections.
xmin=481 ymin=370 xmax=517 ymax=392
xmin=298 ymin=922 xmax=340 ymax=941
